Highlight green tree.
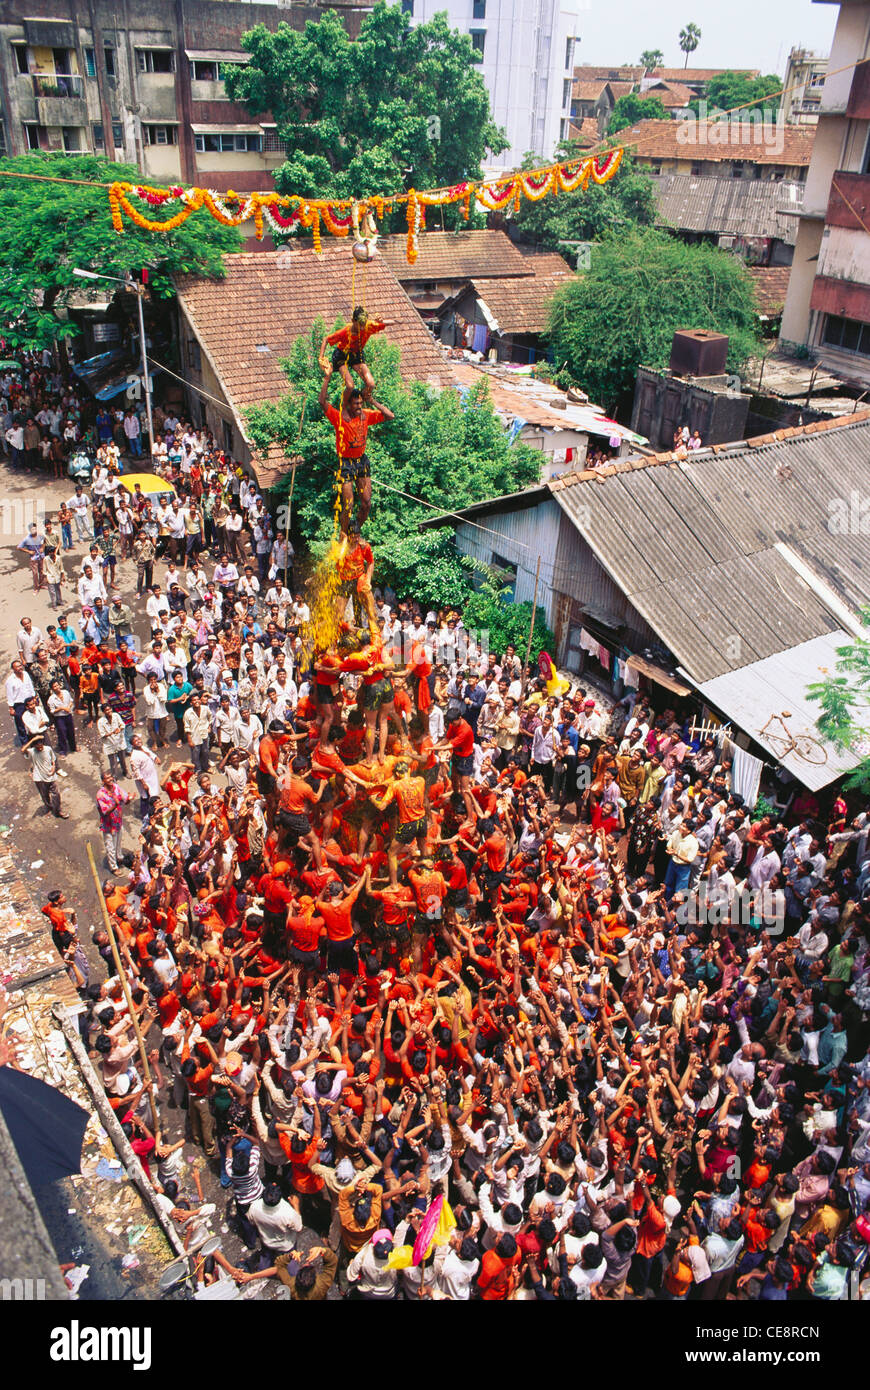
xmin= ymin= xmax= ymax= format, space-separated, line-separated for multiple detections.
xmin=515 ymin=147 xmax=657 ymax=256
xmin=640 ymin=50 xmax=665 ymax=70
xmin=608 ymin=93 xmax=668 ymax=134
xmin=245 ymin=324 xmax=541 ymax=606
xmin=807 ymin=613 xmax=870 ymax=794
xmin=224 ymin=2 xmax=507 ymax=212
xmin=0 ymin=153 xmax=239 ymax=350
xmin=462 ymin=569 xmax=554 ymax=658
xmin=546 ymin=228 xmax=759 ymax=410
xmin=688 ymin=71 xmax=783 ymax=121
xmin=678 ymin=22 xmax=702 ymax=68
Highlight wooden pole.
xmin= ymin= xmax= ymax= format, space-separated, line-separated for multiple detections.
xmin=521 ymin=555 xmax=541 ymax=699
xmin=85 ymin=841 xmax=159 ymax=1134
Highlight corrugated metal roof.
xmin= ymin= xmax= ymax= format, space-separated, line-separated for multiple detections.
xmin=692 ymin=633 xmax=864 ymax=791
xmin=654 ymin=173 xmax=804 ymax=244
xmin=549 ymin=420 xmax=870 ymax=684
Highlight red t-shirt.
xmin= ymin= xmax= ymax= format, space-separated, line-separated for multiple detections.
xmin=324 ymin=404 xmax=385 ymax=460
xmin=446 ymin=719 xmax=474 ymax=758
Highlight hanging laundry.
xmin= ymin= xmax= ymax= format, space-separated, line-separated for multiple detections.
xmin=579 ymin=628 xmax=598 ymax=654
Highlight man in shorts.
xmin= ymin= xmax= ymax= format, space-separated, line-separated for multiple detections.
xmin=371 ymin=759 xmax=429 ymax=883
xmin=334 ymin=522 xmax=377 ymax=638
xmin=318 ymin=376 xmax=394 ymax=535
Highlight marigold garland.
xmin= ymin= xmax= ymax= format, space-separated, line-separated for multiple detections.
xmin=107 ymin=147 xmax=624 ymax=262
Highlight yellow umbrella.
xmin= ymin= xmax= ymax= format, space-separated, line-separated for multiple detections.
xmin=118 ymin=472 xmax=176 ymax=496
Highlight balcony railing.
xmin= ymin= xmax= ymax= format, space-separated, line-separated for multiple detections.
xmin=32 ymin=73 xmax=83 ymax=99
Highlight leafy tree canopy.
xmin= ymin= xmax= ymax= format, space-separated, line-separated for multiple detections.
xmin=688 ymin=71 xmax=783 ymax=120
xmin=462 ymin=570 xmax=554 ymax=658
xmin=678 ymin=22 xmax=702 ymax=66
xmin=640 ymin=50 xmax=665 ymax=69
xmin=807 ymin=612 xmax=870 ymax=795
xmin=224 ymin=2 xmax=507 ymax=206
xmin=0 ymin=153 xmax=239 ymax=349
xmin=608 ymin=93 xmax=668 ymax=134
xmin=515 ymin=145 xmax=657 ymax=256
xmin=245 ymin=326 xmax=540 ymax=607
xmin=546 ymin=228 xmax=759 ymax=410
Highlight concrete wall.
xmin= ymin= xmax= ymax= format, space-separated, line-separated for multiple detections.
xmin=409 ymin=0 xmax=579 ymax=169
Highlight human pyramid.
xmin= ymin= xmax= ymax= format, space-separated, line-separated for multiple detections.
xmin=265 ymin=307 xmax=451 ymax=974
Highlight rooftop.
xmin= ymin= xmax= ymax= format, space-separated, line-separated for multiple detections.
xmin=606 ymin=118 xmax=815 ymax=166
xmin=653 ymin=172 xmax=804 ymax=243
xmin=175 ymin=245 xmax=452 ymax=486
xmin=748 ymin=265 xmax=793 ymax=314
xmin=376 ymin=229 xmax=531 ymax=283
xmin=468 ymin=269 xmax=574 ymax=334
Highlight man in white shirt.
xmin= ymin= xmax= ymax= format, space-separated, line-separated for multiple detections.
xmin=129 ymin=735 xmax=161 ymax=823
xmin=77 ymin=564 xmax=106 ymax=611
xmin=6 ymin=659 xmax=36 ymax=742
xmin=247 ymin=1184 xmax=302 ymax=1255
xmin=67 ymin=485 xmax=91 ymax=540
xmin=16 ymin=617 xmax=44 ymax=666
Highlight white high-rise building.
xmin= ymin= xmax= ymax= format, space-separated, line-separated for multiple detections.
xmin=407 ymin=0 xmax=581 ymax=170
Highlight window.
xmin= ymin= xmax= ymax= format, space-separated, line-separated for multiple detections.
xmin=562 ymin=78 xmax=571 ymax=109
xmin=142 ymin=124 xmax=178 ymax=145
xmin=559 ymin=118 xmax=567 ymax=141
xmin=189 ymin=59 xmax=218 ymax=81
xmin=92 ymin=122 xmax=104 ymax=147
xmin=732 ymin=161 xmax=744 ymax=178
xmin=222 ymin=420 xmax=234 ymax=456
xmin=23 ymin=124 xmax=41 ymax=151
xmin=401 ymin=0 xmax=414 ymax=11
xmin=112 ymin=123 xmax=124 ymax=146
xmin=809 ymin=71 xmax=825 ymax=88
xmin=194 ymin=132 xmax=262 ymax=152
xmin=137 ymin=48 xmax=174 ymax=74
xmin=566 ymin=37 xmax=573 ymax=71
xmin=84 ymin=47 xmax=96 ymax=78
xmin=489 ymin=553 xmax=517 ymax=598
xmin=822 ymin=313 xmax=870 ymax=356
xmin=263 ymin=128 xmax=290 ymax=153
xmin=104 ymin=46 xmax=115 ymax=78
xmin=472 ymin=0 xmax=486 ymax=17
xmin=187 ymin=339 xmax=202 ymax=372
xmin=691 ymin=161 xmax=703 ymax=175
xmin=62 ymin=126 xmax=81 ymax=153
xmin=771 ymin=165 xmax=785 ymax=182
xmin=649 ymin=159 xmax=662 ymax=175
xmin=470 ymin=30 xmax=485 ymax=57
xmin=12 ymin=43 xmax=28 ymax=75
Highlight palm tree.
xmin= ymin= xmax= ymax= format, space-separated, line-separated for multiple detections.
xmin=640 ymin=49 xmax=664 ymax=71
xmin=678 ymin=23 xmax=701 ymax=68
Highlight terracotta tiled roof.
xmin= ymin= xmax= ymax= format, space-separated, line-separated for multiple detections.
xmin=573 ymin=65 xmax=758 ymax=84
xmin=606 ymin=118 xmax=815 ymax=166
xmin=572 ymin=79 xmax=613 ymax=102
xmin=748 ymin=265 xmax=792 ymax=313
xmin=471 ymin=269 xmax=574 ymax=334
xmin=175 ymin=245 xmax=452 ymax=487
xmin=376 ymin=229 xmax=532 ymax=282
xmin=645 ymin=80 xmax=695 ymax=106
xmin=565 ymin=118 xmax=602 ymax=148
xmin=515 ymin=247 xmax=574 ymax=276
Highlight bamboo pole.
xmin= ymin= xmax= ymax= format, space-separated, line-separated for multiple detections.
xmin=520 ymin=555 xmax=541 ymax=700
xmin=85 ymin=841 xmax=159 ymax=1134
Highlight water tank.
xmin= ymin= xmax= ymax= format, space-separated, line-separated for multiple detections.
xmin=669 ymin=329 xmax=729 ymax=377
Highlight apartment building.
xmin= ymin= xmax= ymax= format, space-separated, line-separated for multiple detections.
xmin=406 ymin=0 xmax=581 ymax=168
xmin=0 ymin=0 xmax=368 ymax=189
xmin=780 ymin=0 xmax=870 ymax=382
xmin=781 ymin=45 xmax=830 ymax=125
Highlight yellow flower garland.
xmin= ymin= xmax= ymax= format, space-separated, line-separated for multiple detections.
xmin=107 ymin=148 xmax=624 ymax=261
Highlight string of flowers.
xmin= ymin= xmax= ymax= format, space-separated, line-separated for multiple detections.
xmin=107 ymin=149 xmax=624 ymax=261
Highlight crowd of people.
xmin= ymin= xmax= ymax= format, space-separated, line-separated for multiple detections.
xmin=3 ymin=346 xmax=870 ymax=1303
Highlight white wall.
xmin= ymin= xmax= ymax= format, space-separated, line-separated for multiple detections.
xmin=410 ymin=0 xmax=581 ymax=168
xmin=818 ymin=222 xmax=870 ymax=283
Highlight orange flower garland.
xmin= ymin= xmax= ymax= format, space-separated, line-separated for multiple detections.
xmin=107 ymin=147 xmax=624 ymax=262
